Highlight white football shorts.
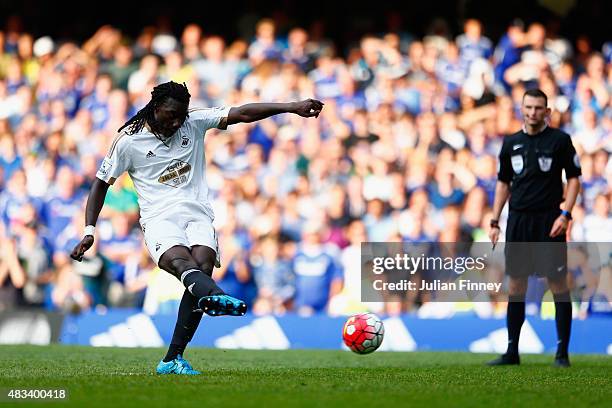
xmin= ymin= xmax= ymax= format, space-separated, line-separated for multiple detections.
xmin=140 ymin=203 xmax=220 ymax=267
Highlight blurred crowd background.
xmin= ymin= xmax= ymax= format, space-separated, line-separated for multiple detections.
xmin=0 ymin=0 xmax=610 ymax=318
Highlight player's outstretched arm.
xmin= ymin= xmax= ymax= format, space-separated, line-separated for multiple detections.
xmin=226 ymin=99 xmax=324 ymax=125
xmin=70 ymin=178 xmax=111 ymax=262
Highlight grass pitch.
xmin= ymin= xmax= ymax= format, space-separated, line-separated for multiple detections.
xmin=0 ymin=345 xmax=610 ymax=407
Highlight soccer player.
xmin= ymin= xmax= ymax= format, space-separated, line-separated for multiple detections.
xmin=70 ymin=81 xmax=323 ymax=375
xmin=488 ymin=89 xmax=581 ymax=367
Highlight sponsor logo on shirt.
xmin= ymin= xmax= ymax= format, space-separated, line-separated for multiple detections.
xmin=146 ymin=150 xmax=156 ymax=158
xmin=158 ymin=159 xmax=192 ymax=187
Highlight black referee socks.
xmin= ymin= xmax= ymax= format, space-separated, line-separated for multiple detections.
xmin=505 ymin=292 xmax=572 ymax=359
xmin=506 ymin=294 xmax=526 ymax=356
xmin=553 ymin=291 xmax=572 ymax=359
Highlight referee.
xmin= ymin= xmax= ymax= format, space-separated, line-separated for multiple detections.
xmin=488 ymin=89 xmax=581 ymax=367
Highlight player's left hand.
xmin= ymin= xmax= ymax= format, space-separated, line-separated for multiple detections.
xmin=293 ymin=99 xmax=324 ymax=118
xmin=70 ymin=235 xmax=95 ymax=262
xmin=549 ymin=215 xmax=569 ymax=238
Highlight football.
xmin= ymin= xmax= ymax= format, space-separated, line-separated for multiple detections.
xmin=342 ymin=313 xmax=385 ymax=354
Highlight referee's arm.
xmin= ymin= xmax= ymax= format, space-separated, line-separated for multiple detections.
xmin=550 ymin=136 xmax=582 ymax=237
xmin=550 ymin=177 xmax=580 ymax=237
xmin=489 ymin=181 xmax=510 ymax=245
xmin=489 ymin=139 xmax=513 ymax=245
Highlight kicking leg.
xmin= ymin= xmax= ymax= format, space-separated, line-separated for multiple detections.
xmin=159 ymin=245 xmax=225 ymax=298
xmin=191 ymin=245 xmax=247 ymax=317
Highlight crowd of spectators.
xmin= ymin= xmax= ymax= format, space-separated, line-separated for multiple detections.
xmin=0 ymin=16 xmax=610 ymax=318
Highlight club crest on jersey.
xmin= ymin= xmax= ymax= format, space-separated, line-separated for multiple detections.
xmin=181 ymin=136 xmax=191 ymax=148
xmin=538 ymin=156 xmax=552 ymax=172
xmin=511 ymin=154 xmax=524 ymax=174
xmin=158 ymin=159 xmax=192 ymax=187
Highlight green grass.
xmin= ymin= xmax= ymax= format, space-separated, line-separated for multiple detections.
xmin=0 ymin=346 xmax=610 ymax=408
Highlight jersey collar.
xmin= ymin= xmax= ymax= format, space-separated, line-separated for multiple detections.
xmin=145 ymin=122 xmax=172 ymax=147
xmin=522 ymin=123 xmax=548 ymax=136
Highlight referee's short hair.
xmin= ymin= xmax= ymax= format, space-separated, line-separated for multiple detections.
xmin=523 ymin=88 xmax=548 ymax=106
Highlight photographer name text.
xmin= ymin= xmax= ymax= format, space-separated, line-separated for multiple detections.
xmin=372 ymin=279 xmax=502 ymax=292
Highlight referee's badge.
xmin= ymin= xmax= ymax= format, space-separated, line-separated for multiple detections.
xmin=511 ymin=154 xmax=524 ymax=173
xmin=573 ymin=153 xmax=581 ymax=168
xmin=538 ymin=156 xmax=552 ymax=172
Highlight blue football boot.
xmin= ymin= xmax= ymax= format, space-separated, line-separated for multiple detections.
xmin=198 ymin=294 xmax=247 ymax=316
xmin=156 ymin=354 xmax=201 ymax=375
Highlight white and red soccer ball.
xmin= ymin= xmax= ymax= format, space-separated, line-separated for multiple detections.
xmin=342 ymin=313 xmax=384 ymax=354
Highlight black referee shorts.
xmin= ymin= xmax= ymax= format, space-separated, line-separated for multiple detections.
xmin=504 ymin=209 xmax=567 ymax=279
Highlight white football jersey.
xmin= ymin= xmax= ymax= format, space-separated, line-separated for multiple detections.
xmin=96 ymin=107 xmax=230 ymax=222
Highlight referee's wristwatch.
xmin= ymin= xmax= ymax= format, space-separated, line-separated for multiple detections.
xmin=560 ymin=210 xmax=572 ymax=221
xmin=490 ymin=219 xmax=500 ymax=229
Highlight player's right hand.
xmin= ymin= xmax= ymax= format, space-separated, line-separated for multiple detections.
xmin=293 ymin=99 xmax=324 ymax=118
xmin=70 ymin=235 xmax=94 ymax=262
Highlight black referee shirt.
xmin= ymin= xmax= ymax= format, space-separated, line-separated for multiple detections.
xmin=497 ymin=126 xmax=582 ymax=212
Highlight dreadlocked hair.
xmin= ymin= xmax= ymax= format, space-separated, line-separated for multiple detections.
xmin=118 ymin=81 xmax=191 ymax=135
